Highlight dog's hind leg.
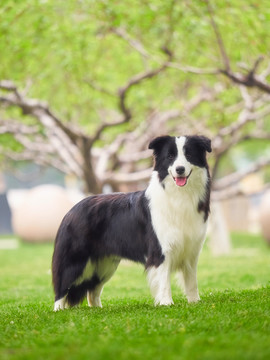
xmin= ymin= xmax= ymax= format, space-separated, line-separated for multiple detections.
xmin=87 ymin=284 xmax=104 ymax=307
xmin=87 ymin=257 xmax=120 ymax=308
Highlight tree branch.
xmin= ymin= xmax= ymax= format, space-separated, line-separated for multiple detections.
xmin=205 ymin=0 xmax=231 ymax=71
xmin=212 ymin=182 xmax=270 ymax=201
xmin=0 ymin=119 xmax=39 ymax=135
xmin=104 ymin=167 xmax=152 ymax=186
xmin=220 ymin=66 xmax=270 ymax=94
xmin=166 ymin=62 xmax=218 ymax=75
xmin=213 ymin=156 xmax=270 ymax=191
xmin=0 ymin=82 xmax=86 ymax=176
xmin=204 ymin=1 xmax=270 ymax=95
xmin=0 ymin=146 xmax=71 ymax=174
xmin=84 ymin=78 xmax=116 ymax=97
xmin=0 ymin=81 xmax=83 ymax=143
xmin=110 ymin=27 xmax=150 ymax=59
xmin=91 ymin=48 xmax=173 ymax=144
xmin=214 ymin=87 xmax=253 ymax=141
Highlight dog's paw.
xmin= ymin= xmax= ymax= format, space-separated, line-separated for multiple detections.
xmin=53 ymin=305 xmax=64 ymax=312
xmin=53 ymin=298 xmax=66 ymax=311
xmin=155 ymin=298 xmax=174 ymax=306
xmin=187 ymin=296 xmax=200 ymax=304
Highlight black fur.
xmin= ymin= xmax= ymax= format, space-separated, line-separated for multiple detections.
xmin=52 ymin=191 xmax=164 ymax=303
xmin=149 ymin=135 xmax=178 ymax=183
xmin=184 ymin=135 xmax=212 ymax=221
xmin=52 ymin=135 xmax=211 ymax=307
xmin=67 ymin=274 xmax=101 ymax=306
xmin=149 ymin=135 xmax=211 ymax=221
xmin=184 ymin=135 xmax=212 ymax=168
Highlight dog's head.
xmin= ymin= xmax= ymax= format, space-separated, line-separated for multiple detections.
xmin=149 ymin=135 xmax=212 ymax=187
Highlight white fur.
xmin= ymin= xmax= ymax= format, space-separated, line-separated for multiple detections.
xmin=54 ymin=296 xmax=67 ymax=311
xmin=147 ymin=258 xmax=173 ymax=306
xmin=145 ymin=137 xmax=208 ymax=305
xmin=87 ymin=284 xmax=104 ymax=307
xmin=169 ymin=136 xmax=192 ymax=179
xmin=75 ymin=259 xmax=95 ymax=286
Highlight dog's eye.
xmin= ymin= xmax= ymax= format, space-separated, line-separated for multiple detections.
xmin=185 ymin=150 xmax=192 ymax=161
xmin=168 ymin=153 xmax=174 ymax=160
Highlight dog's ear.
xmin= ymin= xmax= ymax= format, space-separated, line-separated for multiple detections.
xmin=148 ymin=136 xmax=171 ymax=152
xmin=195 ymin=136 xmax=212 ymax=153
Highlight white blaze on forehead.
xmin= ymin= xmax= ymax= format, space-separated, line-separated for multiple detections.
xmin=174 ymin=136 xmax=187 ymax=164
xmin=175 ymin=136 xmax=186 ymax=154
xmin=168 ymin=136 xmax=192 ymax=182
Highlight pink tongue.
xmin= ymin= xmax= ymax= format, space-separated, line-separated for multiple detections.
xmin=175 ymin=177 xmax=187 ymax=187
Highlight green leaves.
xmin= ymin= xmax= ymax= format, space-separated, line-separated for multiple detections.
xmin=1 ymin=0 xmax=269 ymax=127
xmin=1 ymin=0 xmax=270 ymax=186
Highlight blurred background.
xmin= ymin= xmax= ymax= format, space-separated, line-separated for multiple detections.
xmin=0 ymin=0 xmax=270 ymax=253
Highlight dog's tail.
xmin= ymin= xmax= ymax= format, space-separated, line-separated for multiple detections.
xmin=52 ymin=214 xmax=90 ymax=307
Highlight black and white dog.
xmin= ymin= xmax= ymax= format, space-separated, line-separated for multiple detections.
xmin=52 ymin=135 xmax=211 ymax=310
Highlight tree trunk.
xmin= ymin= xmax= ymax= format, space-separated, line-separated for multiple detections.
xmin=80 ymin=137 xmax=102 ymax=194
xmin=82 ymin=162 xmax=102 ymax=194
xmin=208 ymin=200 xmax=231 ymax=256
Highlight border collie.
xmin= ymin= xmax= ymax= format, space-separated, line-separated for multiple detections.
xmin=52 ymin=135 xmax=211 ymax=310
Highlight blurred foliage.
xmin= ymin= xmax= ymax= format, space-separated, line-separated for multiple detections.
xmin=0 ymin=0 xmax=270 ymax=176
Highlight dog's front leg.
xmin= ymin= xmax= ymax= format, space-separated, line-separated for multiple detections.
xmin=182 ymin=259 xmax=200 ymax=303
xmin=147 ymin=260 xmax=173 ymax=306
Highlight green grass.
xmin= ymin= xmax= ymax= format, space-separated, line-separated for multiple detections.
xmin=0 ymin=233 xmax=270 ymax=360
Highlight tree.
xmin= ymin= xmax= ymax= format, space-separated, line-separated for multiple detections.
xmin=0 ymin=0 xmax=270 ymax=197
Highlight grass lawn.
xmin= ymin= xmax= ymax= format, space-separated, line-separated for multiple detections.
xmin=0 ymin=233 xmax=269 ymax=360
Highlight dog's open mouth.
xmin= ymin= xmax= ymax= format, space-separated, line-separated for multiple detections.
xmin=173 ymin=171 xmax=192 ymax=187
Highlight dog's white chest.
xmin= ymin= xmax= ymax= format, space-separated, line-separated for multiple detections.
xmin=146 ymin=172 xmax=207 ymax=269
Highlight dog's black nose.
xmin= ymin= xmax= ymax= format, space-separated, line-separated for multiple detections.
xmin=176 ymin=166 xmax=185 ymax=175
